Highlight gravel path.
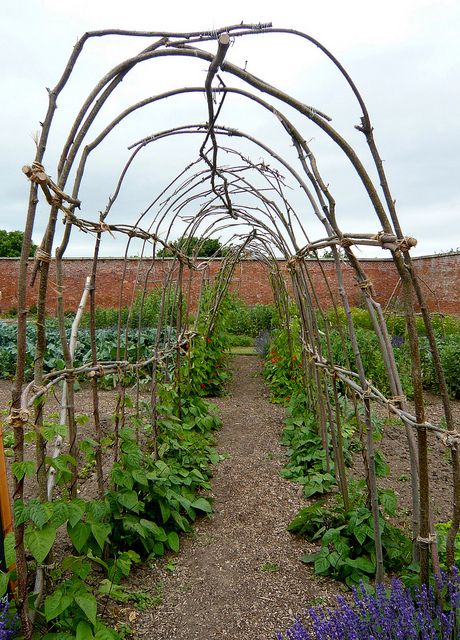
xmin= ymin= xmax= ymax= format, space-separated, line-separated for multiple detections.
xmin=128 ymin=355 xmax=337 ymax=639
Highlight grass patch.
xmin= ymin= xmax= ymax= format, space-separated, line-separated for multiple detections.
xmin=230 ymin=346 xmax=258 ymax=355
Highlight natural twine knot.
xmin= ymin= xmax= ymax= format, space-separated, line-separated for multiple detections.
xmin=7 ymin=408 xmax=30 ymax=426
xmin=437 ymin=430 xmax=460 ymax=449
xmin=396 ymin=236 xmax=417 ymax=252
xmin=361 ymin=385 xmax=373 ymax=399
xmin=32 ymin=383 xmax=47 ymax=394
xmin=355 ymin=278 xmax=375 ymax=296
xmin=389 ymin=395 xmax=406 ymax=404
xmin=35 ymin=248 xmax=52 ymax=263
xmin=22 ymin=163 xmax=47 ymax=185
xmin=340 ymin=238 xmax=354 ymax=248
xmin=88 ymin=365 xmax=106 ymax=378
xmin=51 ymin=196 xmax=63 ymax=208
xmin=287 ymin=255 xmax=303 ymax=270
xmin=416 ymin=533 xmax=437 ymax=545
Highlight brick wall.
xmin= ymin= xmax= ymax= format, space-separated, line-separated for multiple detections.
xmin=0 ymin=253 xmax=458 ymax=316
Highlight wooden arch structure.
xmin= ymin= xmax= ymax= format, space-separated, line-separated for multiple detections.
xmin=5 ymin=24 xmax=458 ymax=636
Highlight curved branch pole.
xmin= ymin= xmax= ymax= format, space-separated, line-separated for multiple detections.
xmin=201 ymin=33 xmax=236 ymax=218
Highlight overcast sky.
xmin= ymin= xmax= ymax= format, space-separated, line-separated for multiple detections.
xmin=1 ymin=0 xmax=459 ymax=257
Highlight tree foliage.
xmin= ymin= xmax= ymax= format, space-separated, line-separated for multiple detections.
xmin=157 ymin=236 xmax=228 ymax=258
xmin=0 ymin=229 xmax=36 ymax=257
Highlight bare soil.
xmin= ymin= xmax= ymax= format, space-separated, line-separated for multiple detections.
xmin=374 ymin=392 xmax=460 ymax=529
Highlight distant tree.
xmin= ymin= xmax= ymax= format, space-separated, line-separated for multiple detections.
xmin=157 ymin=236 xmax=228 ymax=258
xmin=0 ymin=230 xmax=36 ymax=257
xmin=319 ymin=246 xmax=345 ymax=259
xmin=435 ymin=247 xmax=460 ymax=255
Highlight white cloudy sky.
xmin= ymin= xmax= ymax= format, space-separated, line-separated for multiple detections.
xmin=1 ymin=0 xmax=459 ymax=257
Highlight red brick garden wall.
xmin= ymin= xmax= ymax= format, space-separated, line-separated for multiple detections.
xmin=0 ymin=253 xmax=458 ymax=315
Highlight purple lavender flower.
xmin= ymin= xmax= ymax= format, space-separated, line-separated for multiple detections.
xmin=276 ymin=569 xmax=460 ymax=639
xmin=0 ymin=597 xmax=18 ymax=639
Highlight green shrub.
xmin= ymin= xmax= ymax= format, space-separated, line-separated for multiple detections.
xmin=385 ymin=314 xmax=408 ymax=337
xmin=324 ymin=307 xmax=373 ymax=331
xmin=419 ymin=335 xmax=460 ymax=398
xmin=327 ymin=328 xmax=414 ymax=399
xmin=263 ymin=321 xmax=303 ymax=403
xmin=226 ymin=296 xmax=274 ymax=336
xmin=80 ymin=287 xmax=186 ymax=329
xmin=186 ymin=287 xmax=232 ymax=397
xmin=225 ymin=333 xmax=253 ymax=347
xmin=326 ymin=306 xmax=460 ymax=340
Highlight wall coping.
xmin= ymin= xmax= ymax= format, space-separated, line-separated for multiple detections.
xmin=1 ymin=252 xmax=459 ymax=263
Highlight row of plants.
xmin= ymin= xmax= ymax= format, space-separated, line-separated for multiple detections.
xmin=1 ymin=278 xmax=236 ymax=637
xmin=264 ymin=319 xmax=460 ymax=403
xmin=325 ymin=306 xmax=460 ymax=399
xmin=263 ymin=317 xmax=303 ymax=403
xmin=186 ymin=287 xmax=233 ymax=397
xmin=265 ymin=305 xmax=460 ymax=637
xmin=0 ymin=293 xmax=274 ymax=387
xmin=326 ymin=306 xmax=460 ymax=339
xmin=277 ymin=385 xmax=410 ymax=588
xmin=279 ymin=391 xmax=354 ymax=499
xmin=0 ymin=321 xmax=176 ymax=384
xmin=0 ymin=384 xmax=223 ymax=638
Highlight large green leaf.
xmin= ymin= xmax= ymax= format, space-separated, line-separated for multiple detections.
xmin=41 ymin=423 xmax=68 ymax=441
xmin=75 ymin=592 xmax=97 ymax=625
xmin=191 ymin=497 xmax=212 ymax=513
xmin=314 ymin=555 xmax=331 ymax=576
xmin=52 ymin=501 xmax=72 ymax=528
xmin=4 ymin=531 xmax=15 ymax=567
xmin=25 ymin=523 xmax=56 ymax=564
xmin=67 ymin=500 xmax=86 ymax=528
xmin=345 ymin=555 xmax=375 ymax=573
xmin=68 ymin=521 xmax=91 ymax=553
xmin=140 ymin=519 xmax=167 ymax=542
xmin=29 ymin=499 xmax=53 ymax=529
xmin=380 ymin=489 xmax=397 ymax=516
xmin=354 ymin=524 xmax=369 ymax=546
xmin=11 ymin=460 xmax=35 ymax=481
xmin=0 ymin=571 xmax=10 ymax=597
xmin=44 ymin=589 xmax=73 ymax=621
xmin=76 ymin=621 xmax=95 ymax=640
xmin=13 ymin=499 xmax=27 ymax=526
xmin=132 ymin=469 xmax=148 ymax=486
xmin=117 ymin=490 xmax=140 ymax=511
xmin=90 ymin=523 xmax=111 ymax=550
xmin=86 ymin=500 xmax=111 ymax=523
xmin=111 ymin=465 xmax=134 ymax=490
xmin=171 ymin=510 xmax=189 ymax=532
xmin=122 ymin=515 xmax=146 ymax=538
xmin=167 ymin=531 xmax=180 ymax=553
xmin=300 ymin=551 xmax=320 ymax=564
xmin=62 ymin=555 xmax=92 ymax=580
xmin=159 ymin=501 xmax=171 ymax=523
xmin=94 ymin=622 xmax=120 ymax=639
